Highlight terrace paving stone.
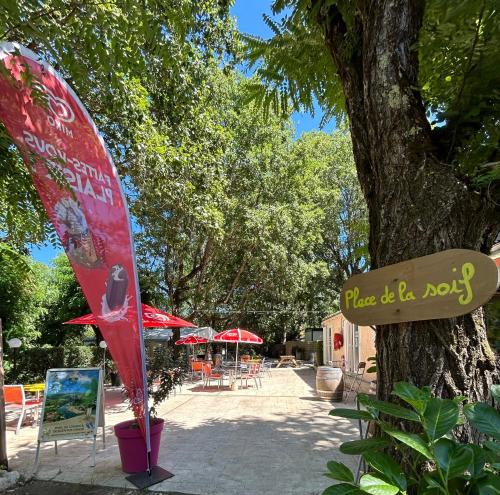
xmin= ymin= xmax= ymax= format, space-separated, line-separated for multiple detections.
xmin=6 ymin=367 xmax=359 ymax=494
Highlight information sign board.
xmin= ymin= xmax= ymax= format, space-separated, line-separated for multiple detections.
xmin=35 ymin=368 xmax=104 ymax=468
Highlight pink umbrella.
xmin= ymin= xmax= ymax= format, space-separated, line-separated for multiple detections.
xmin=214 ymin=328 xmax=263 ymax=372
xmin=64 ymin=303 xmax=195 ymax=328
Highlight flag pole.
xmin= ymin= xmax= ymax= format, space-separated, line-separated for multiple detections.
xmin=129 ymin=230 xmax=151 ymax=474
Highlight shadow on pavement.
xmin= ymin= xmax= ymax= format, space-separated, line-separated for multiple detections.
xmin=8 ymin=480 xmax=197 ymax=495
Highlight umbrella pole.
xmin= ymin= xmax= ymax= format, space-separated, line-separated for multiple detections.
xmin=235 ymin=341 xmax=239 ymax=388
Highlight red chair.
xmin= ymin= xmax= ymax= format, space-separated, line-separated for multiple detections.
xmin=191 ymin=361 xmax=204 ymax=381
xmin=4 ymin=385 xmax=42 ymax=434
xmin=202 ymin=363 xmax=223 ymax=388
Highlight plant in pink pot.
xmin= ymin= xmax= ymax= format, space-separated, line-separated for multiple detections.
xmin=114 ymin=346 xmax=187 ymax=473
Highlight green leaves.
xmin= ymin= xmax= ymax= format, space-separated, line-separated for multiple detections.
xmin=491 ymin=384 xmax=500 ymax=403
xmin=422 ymin=398 xmax=459 ymax=440
xmin=464 ymin=403 xmax=500 ymax=440
xmin=359 ymin=474 xmax=399 ymax=495
xmin=358 ymin=394 xmax=420 ymax=422
xmin=434 ymin=439 xmax=473 ymax=480
xmin=472 ymin=473 xmax=500 ymax=494
xmin=362 ymin=452 xmax=406 ymax=491
xmin=329 ymin=408 xmax=374 ymax=421
xmin=380 ymin=424 xmax=432 ymax=460
xmin=340 ymin=438 xmax=391 ymax=455
xmin=392 ymin=382 xmax=431 ymax=414
xmin=324 ymin=382 xmax=500 ymax=495
xmin=322 ymin=484 xmax=365 ymax=495
xmin=325 ymin=461 xmax=354 ymax=483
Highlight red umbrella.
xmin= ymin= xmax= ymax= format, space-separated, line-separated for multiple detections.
xmin=175 ymin=334 xmax=209 ymax=362
xmin=175 ymin=335 xmax=209 ymax=345
xmin=214 ymin=328 xmax=263 ymax=344
xmin=214 ymin=328 xmax=262 ymax=372
xmin=64 ymin=303 xmax=195 ymax=328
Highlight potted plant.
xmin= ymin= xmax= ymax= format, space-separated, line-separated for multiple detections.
xmin=114 ymin=345 xmax=188 ymax=473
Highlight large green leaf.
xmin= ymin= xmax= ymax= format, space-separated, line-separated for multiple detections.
xmin=359 ymin=474 xmax=399 ymax=495
xmin=422 ymin=398 xmax=459 ymax=440
xmin=467 ymin=444 xmax=486 ymax=478
xmin=329 ymin=408 xmax=374 ymax=421
xmin=483 ymin=440 xmax=500 ymax=455
xmin=322 ymin=483 xmax=366 ymax=495
xmin=464 ymin=403 xmax=500 ymax=440
xmin=380 ymin=424 xmax=432 ymax=459
xmin=471 ymin=473 xmax=500 ymax=495
xmin=434 ymin=438 xmax=473 ymax=480
xmin=325 ymin=461 xmax=355 ymax=483
xmin=340 ymin=438 xmax=391 ymax=455
xmin=491 ymin=385 xmax=500 ymax=403
xmin=422 ymin=472 xmax=444 ymax=492
xmin=362 ymin=451 xmax=407 ymax=491
xmin=391 ymin=382 xmax=431 ymax=414
xmin=358 ymin=395 xmax=420 ymax=422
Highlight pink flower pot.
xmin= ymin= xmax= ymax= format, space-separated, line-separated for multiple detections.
xmin=114 ymin=418 xmax=164 ymax=473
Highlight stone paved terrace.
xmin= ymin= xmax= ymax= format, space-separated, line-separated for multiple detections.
xmin=6 ymin=367 xmax=359 ymax=495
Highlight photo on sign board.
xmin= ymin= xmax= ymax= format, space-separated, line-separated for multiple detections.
xmin=41 ymin=368 xmax=100 ymax=441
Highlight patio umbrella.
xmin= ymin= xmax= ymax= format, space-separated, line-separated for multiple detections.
xmin=64 ymin=303 xmax=196 ymax=328
xmin=174 ymin=335 xmax=209 ymax=345
xmin=175 ymin=334 xmax=209 ymax=362
xmin=214 ymin=328 xmax=263 ymax=373
xmin=181 ymin=326 xmax=217 ymax=341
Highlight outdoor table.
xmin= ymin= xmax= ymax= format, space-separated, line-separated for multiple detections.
xmin=23 ymin=383 xmax=45 ymax=400
xmin=276 ymin=355 xmax=298 ymax=368
xmin=221 ymin=363 xmax=247 ymax=388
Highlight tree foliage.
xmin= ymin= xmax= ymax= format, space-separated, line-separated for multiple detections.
xmin=243 ymin=0 xmax=500 ymax=187
xmin=126 ymin=68 xmax=367 ymax=342
xmin=0 ymin=0 xmax=369 ymax=347
xmin=0 ymin=247 xmax=48 ymax=343
xmin=39 ymin=253 xmax=88 ymax=346
xmin=0 ymin=0 xmax=235 ymax=247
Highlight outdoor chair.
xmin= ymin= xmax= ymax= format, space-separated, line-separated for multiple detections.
xmin=202 ymin=363 xmax=224 ymax=388
xmin=4 ymin=385 xmax=42 ymax=434
xmin=260 ymin=358 xmax=272 ymax=378
xmin=240 ymin=363 xmax=261 ymax=389
xmin=343 ymin=362 xmax=366 ymax=401
xmin=191 ymin=361 xmax=204 ymax=381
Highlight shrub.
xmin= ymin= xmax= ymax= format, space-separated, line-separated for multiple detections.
xmin=63 ymin=344 xmax=93 ymax=368
xmin=147 ymin=345 xmax=188 ymax=417
xmin=324 ymin=383 xmax=500 ymax=495
xmin=6 ymin=344 xmax=101 ymax=383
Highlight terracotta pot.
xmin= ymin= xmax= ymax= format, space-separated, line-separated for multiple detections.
xmin=114 ymin=418 xmax=164 ymax=473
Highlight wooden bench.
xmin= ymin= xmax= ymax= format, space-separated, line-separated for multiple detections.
xmin=276 ymin=355 xmax=298 ymax=368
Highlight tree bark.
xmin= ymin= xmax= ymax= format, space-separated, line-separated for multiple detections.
xmin=315 ymin=0 xmax=499 ymax=427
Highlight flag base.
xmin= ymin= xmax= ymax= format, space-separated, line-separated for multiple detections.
xmin=126 ymin=466 xmax=174 ymax=489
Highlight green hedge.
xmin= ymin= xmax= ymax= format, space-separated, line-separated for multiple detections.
xmin=5 ymin=345 xmax=105 ymax=384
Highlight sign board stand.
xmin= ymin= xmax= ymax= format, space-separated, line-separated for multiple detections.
xmin=34 ymin=368 xmax=105 ymax=470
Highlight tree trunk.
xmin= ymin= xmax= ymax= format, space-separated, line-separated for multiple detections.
xmin=316 ymin=0 xmax=499 ymax=428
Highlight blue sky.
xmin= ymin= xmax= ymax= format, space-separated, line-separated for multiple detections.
xmin=31 ymin=0 xmax=331 ymax=265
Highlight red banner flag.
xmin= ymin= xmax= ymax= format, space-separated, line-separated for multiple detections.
xmin=0 ymin=43 xmax=150 ymax=452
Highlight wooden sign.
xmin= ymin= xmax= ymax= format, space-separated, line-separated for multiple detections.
xmin=340 ymin=249 xmax=499 ymax=326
